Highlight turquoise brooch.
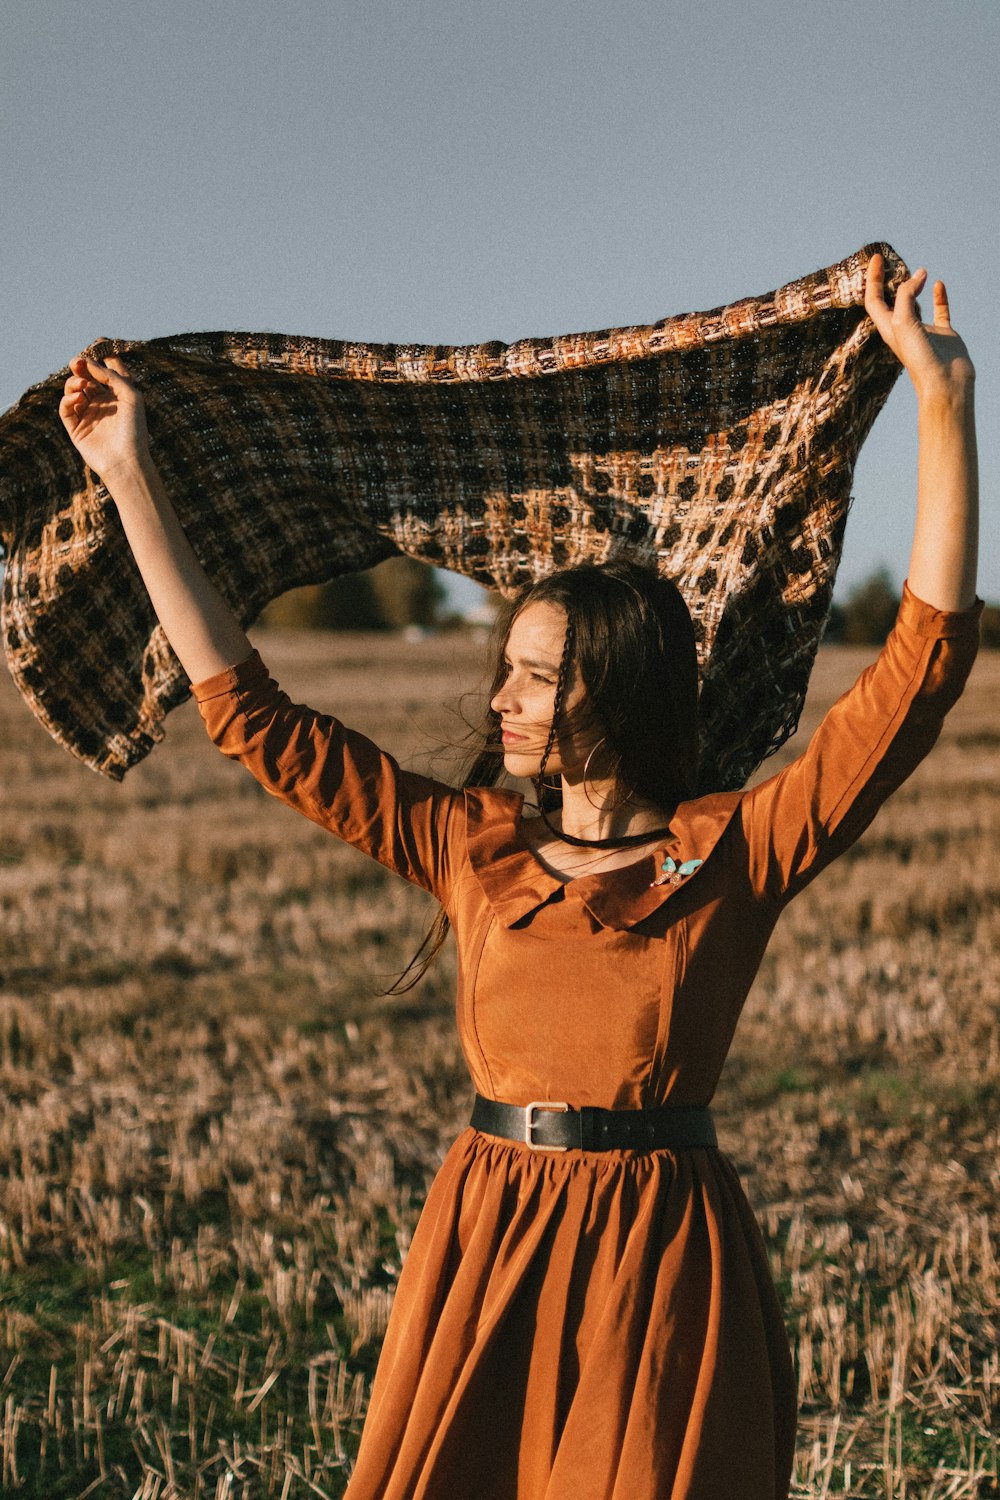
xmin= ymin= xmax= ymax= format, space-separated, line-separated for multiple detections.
xmin=650 ymin=855 xmax=703 ymax=889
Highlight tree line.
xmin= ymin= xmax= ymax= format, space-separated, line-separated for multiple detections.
xmin=824 ymin=567 xmax=999 ymax=647
xmin=258 ymin=559 xmax=1000 ymax=647
xmin=258 ymin=557 xmax=450 ymax=631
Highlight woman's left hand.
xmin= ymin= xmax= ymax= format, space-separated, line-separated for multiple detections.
xmin=864 ymin=251 xmax=975 ymax=405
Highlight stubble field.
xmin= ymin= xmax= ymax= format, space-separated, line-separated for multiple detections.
xmin=0 ymin=628 xmax=997 ymax=1499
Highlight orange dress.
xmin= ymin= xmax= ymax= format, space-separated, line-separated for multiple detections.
xmin=192 ymin=584 xmax=981 ymax=1500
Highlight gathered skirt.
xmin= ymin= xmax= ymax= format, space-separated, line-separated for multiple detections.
xmin=343 ymin=1127 xmax=797 ymax=1500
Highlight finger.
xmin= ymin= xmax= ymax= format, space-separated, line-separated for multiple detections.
xmin=58 ymin=392 xmax=85 ymax=426
xmin=61 ymin=378 xmax=91 ymax=408
xmin=933 ymin=278 xmax=952 ymax=328
xmin=894 ymin=269 xmax=926 ymax=326
xmin=864 ymin=252 xmax=887 ymax=308
xmin=78 ymin=358 xmax=118 ymax=387
xmin=81 ymin=355 xmax=133 ymax=389
xmin=863 ymin=255 xmax=898 ymax=344
xmin=104 ymin=354 xmax=133 ymax=381
xmin=63 ymin=373 xmax=108 ymax=411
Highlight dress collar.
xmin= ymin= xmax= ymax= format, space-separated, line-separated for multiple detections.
xmin=463 ymin=786 xmax=744 ymax=931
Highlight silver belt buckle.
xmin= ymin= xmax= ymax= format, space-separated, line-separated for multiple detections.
xmin=525 ymin=1100 xmax=570 ymax=1151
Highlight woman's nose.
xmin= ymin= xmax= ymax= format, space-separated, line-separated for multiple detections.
xmin=491 ymin=680 xmax=516 ymax=715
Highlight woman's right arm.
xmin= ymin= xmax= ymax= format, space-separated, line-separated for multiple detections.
xmin=60 ymin=355 xmax=253 ymax=682
xmin=192 ymin=652 xmax=462 ymax=899
xmin=60 ymin=355 xmax=462 ymax=903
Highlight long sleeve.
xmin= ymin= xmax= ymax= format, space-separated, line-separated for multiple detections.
xmin=742 ymin=582 xmax=983 ymax=905
xmin=190 ymin=650 xmax=463 ymax=906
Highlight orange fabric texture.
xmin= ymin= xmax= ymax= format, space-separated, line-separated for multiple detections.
xmin=192 ymin=583 xmax=981 ymax=1500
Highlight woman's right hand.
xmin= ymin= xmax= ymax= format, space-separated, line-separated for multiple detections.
xmin=59 ymin=354 xmax=151 ymax=483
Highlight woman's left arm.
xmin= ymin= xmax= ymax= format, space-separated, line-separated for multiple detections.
xmin=739 ymin=256 xmax=982 ymax=904
xmin=865 ymin=252 xmax=978 ymax=610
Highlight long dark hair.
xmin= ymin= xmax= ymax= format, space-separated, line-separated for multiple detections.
xmin=386 ymin=557 xmax=700 ymax=992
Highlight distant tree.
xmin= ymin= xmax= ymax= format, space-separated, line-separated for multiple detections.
xmin=369 ymin=556 xmax=445 ymax=630
xmin=825 ymin=571 xmax=999 ymax=648
xmin=257 ymin=557 xmax=444 ymax=631
xmin=980 ymin=604 xmax=1000 ymax=649
xmin=258 ymin=574 xmax=386 ymax=630
xmin=840 ymin=567 xmax=900 ymax=645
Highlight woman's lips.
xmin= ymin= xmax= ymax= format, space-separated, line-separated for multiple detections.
xmin=501 ymin=729 xmax=529 ymax=744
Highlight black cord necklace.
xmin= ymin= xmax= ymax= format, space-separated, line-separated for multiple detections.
xmin=535 ymin=800 xmax=673 ymax=850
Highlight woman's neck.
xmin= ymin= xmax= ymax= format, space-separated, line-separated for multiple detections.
xmin=554 ymin=776 xmax=671 ymax=844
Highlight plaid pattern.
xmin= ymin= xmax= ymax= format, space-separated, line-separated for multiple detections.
xmin=0 ymin=243 xmax=906 ymax=788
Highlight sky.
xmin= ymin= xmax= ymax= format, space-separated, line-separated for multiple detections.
xmin=1 ymin=0 xmax=996 ymax=607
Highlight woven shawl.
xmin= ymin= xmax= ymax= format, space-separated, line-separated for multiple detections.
xmin=0 ymin=242 xmax=907 ymax=791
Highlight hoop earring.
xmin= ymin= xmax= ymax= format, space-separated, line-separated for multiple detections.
xmin=583 ymin=738 xmax=637 ymax=810
xmin=582 ymin=736 xmax=608 ymax=784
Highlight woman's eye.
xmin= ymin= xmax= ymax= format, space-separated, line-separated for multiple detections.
xmin=531 ymin=673 xmax=554 ymax=684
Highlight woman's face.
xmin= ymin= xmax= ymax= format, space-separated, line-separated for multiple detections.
xmin=489 ymin=601 xmax=602 ymax=780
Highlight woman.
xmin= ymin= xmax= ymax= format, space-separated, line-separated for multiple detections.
xmin=59 ymin=254 xmax=980 ymax=1499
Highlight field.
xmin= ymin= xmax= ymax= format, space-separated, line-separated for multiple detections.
xmin=0 ymin=628 xmax=997 ymax=1499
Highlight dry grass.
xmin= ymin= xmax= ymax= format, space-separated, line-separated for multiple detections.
xmin=0 ymin=628 xmax=997 ymax=1499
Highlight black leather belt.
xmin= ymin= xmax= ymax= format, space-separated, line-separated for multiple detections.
xmin=470 ymin=1093 xmax=717 ymax=1152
